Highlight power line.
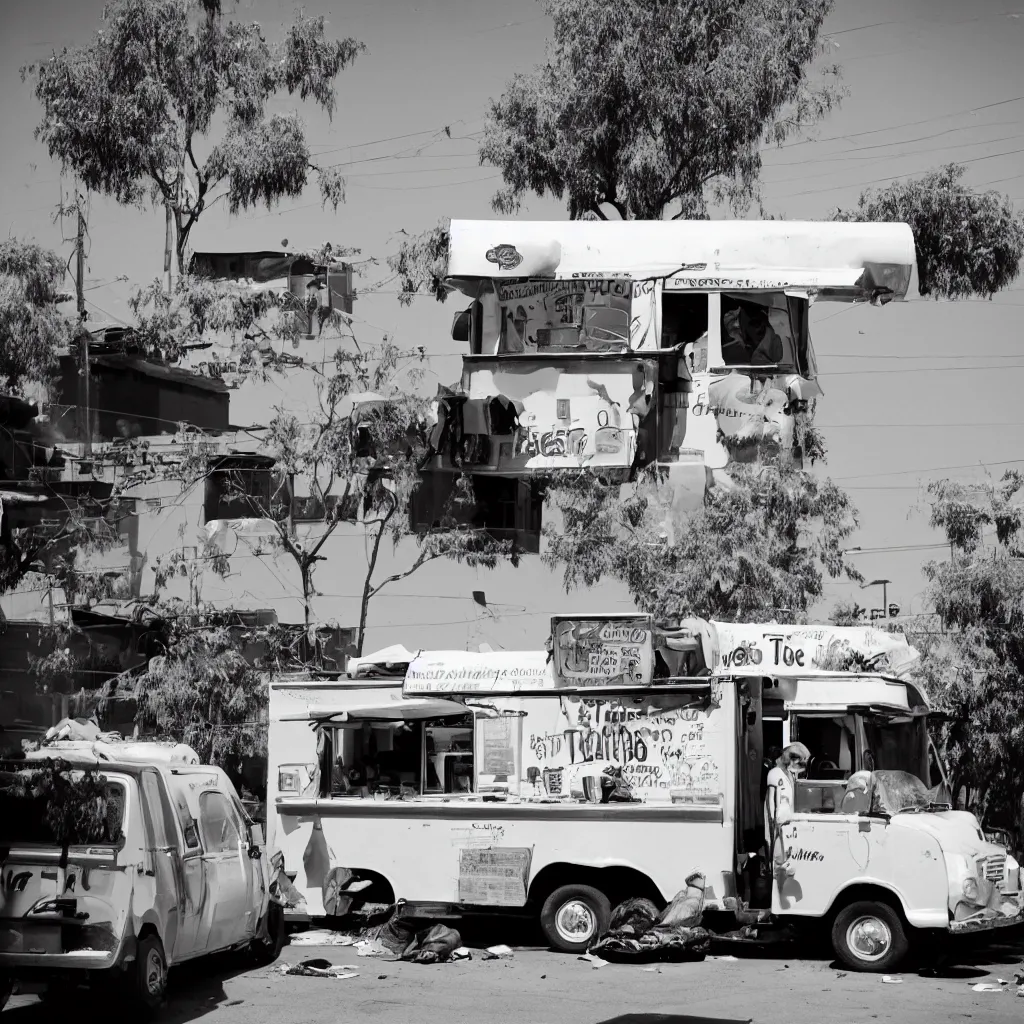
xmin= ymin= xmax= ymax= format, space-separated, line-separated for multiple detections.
xmin=773 ymin=145 xmax=1024 ymax=200
xmin=833 ymin=457 xmax=1024 ymax=482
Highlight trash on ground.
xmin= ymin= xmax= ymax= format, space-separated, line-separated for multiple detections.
xmin=290 ymin=929 xmax=358 ymax=946
xmin=452 ymin=947 xmax=472 ymax=960
xmin=971 ymin=983 xmax=1006 ymax=992
xmin=355 ymin=938 xmax=390 ymax=958
xmin=589 ymin=872 xmax=710 ymax=963
xmin=280 ymin=958 xmax=359 ymax=979
xmin=711 ymin=954 xmax=738 ymax=961
xmin=483 ymin=944 xmax=514 ymax=959
xmin=881 ymin=975 xmax=903 ymax=984
xmin=400 ymin=924 xmax=462 ymax=964
xmin=579 ymin=952 xmax=608 ymax=968
xmin=641 ymin=965 xmax=662 ymax=973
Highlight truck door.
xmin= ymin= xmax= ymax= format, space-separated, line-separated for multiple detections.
xmin=138 ymin=769 xmax=182 ymax=957
xmin=198 ymin=790 xmax=251 ymax=950
xmin=167 ymin=779 xmax=208 ymax=959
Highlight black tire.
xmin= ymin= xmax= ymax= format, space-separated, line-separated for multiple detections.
xmin=250 ymin=900 xmax=286 ymax=966
xmin=540 ymin=884 xmax=611 ymax=953
xmin=831 ymin=900 xmax=908 ymax=972
xmin=0 ymin=971 xmax=11 ymax=1012
xmin=127 ymin=933 xmax=167 ymax=1016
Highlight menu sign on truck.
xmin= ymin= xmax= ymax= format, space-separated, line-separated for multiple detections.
xmin=550 ymin=614 xmax=654 ymax=688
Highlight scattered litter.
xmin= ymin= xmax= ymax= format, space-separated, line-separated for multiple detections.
xmin=711 ymin=955 xmax=738 ymax=962
xmin=483 ymin=944 xmax=514 ymax=959
xmin=881 ymin=976 xmax=902 ymax=985
xmin=452 ymin=947 xmax=472 ymax=961
xmin=355 ymin=938 xmax=390 ymax=958
xmin=401 ymin=924 xmax=462 ymax=965
xmin=641 ymin=966 xmax=662 ymax=973
xmin=280 ymin=958 xmax=359 ymax=979
xmin=540 ymin=975 xmax=546 ymax=980
xmin=225 ymin=1000 xmax=243 ymax=1006
xmin=377 ymin=975 xmax=387 ymax=980
xmin=835 ymin=972 xmax=848 ymax=979
xmin=578 ymin=953 xmax=608 ymax=969
xmin=290 ymin=930 xmax=358 ymax=947
xmin=971 ymin=983 xmax=1006 ymax=992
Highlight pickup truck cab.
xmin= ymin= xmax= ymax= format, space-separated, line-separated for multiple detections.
xmin=0 ymin=739 xmax=284 ymax=1014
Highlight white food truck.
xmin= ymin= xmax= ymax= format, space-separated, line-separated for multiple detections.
xmin=268 ymin=617 xmax=1023 ymax=971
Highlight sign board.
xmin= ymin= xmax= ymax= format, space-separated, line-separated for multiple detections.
xmin=479 ymin=716 xmax=517 ymax=777
xmin=404 ymin=650 xmax=553 ymax=697
xmin=550 ymin=615 xmax=654 ymax=688
xmin=457 ymin=847 xmax=532 ymax=907
xmin=711 ymin=622 xmax=920 ymax=678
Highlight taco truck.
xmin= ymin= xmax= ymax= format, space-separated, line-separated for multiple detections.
xmin=268 ymin=616 xmax=1023 ymax=971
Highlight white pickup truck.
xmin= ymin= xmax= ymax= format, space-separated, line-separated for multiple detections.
xmin=0 ymin=739 xmax=284 ymax=1015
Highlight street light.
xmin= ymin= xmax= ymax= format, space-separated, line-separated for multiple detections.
xmin=860 ymin=578 xmax=893 ymax=620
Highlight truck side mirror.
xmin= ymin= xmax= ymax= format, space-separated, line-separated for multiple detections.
xmin=249 ymin=823 xmax=264 ymax=848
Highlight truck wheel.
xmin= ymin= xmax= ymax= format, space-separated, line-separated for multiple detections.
xmin=831 ymin=901 xmax=908 ymax=972
xmin=250 ymin=900 xmax=287 ymax=965
xmin=128 ymin=934 xmax=168 ymax=1015
xmin=540 ymin=884 xmax=611 ymax=953
xmin=0 ymin=971 xmax=11 ymax=1011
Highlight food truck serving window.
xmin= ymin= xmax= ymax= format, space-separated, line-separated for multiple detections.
xmin=321 ymin=714 xmax=475 ymax=798
xmin=719 ymin=292 xmax=809 ymax=373
xmin=495 ymin=278 xmax=632 ymax=353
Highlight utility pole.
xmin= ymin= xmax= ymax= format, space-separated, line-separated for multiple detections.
xmin=75 ymin=200 xmax=92 ymax=457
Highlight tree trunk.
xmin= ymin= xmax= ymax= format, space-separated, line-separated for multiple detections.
xmin=301 ymin=561 xmax=314 ymax=632
xmin=357 ymin=517 xmax=391 ymax=657
xmin=175 ymin=207 xmax=188 ymax=276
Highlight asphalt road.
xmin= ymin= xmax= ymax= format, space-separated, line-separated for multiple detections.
xmin=5 ymin=929 xmax=1023 ymax=1023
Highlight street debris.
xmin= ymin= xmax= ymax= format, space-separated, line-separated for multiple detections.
xmin=452 ymin=947 xmax=472 ymax=960
xmin=280 ymin=958 xmax=358 ymax=979
xmin=400 ymin=924 xmax=462 ymax=964
xmin=578 ymin=952 xmax=609 ymax=968
xmin=289 ymin=929 xmax=358 ymax=947
xmin=971 ymin=983 xmax=1006 ymax=992
xmin=483 ymin=944 xmax=514 ymax=959
xmin=589 ymin=873 xmax=709 ymax=962
xmin=881 ymin=976 xmax=903 ymax=984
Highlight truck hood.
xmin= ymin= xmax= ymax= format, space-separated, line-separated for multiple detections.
xmin=890 ymin=810 xmax=987 ymax=856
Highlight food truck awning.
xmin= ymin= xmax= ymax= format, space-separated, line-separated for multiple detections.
xmin=447 ymin=220 xmax=916 ymax=300
xmin=279 ymin=695 xmax=468 ymax=723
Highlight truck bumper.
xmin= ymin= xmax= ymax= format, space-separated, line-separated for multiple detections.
xmin=949 ymin=895 xmax=1024 ymax=935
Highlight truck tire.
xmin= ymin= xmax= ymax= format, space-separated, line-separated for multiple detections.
xmin=128 ymin=933 xmax=168 ymax=1016
xmin=540 ymin=884 xmax=611 ymax=953
xmin=0 ymin=971 xmax=11 ymax=1011
xmin=831 ymin=900 xmax=908 ymax=972
xmin=250 ymin=900 xmax=287 ymax=965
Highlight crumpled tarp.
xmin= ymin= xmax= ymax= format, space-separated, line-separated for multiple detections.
xmin=400 ymin=924 xmax=463 ymax=964
xmin=590 ymin=873 xmax=710 ymax=962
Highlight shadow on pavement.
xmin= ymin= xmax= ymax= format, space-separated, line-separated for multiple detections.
xmin=1 ymin=951 xmax=256 ymax=1023
xmin=596 ymin=1016 xmax=752 ymax=1024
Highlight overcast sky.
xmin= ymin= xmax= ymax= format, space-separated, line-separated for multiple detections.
xmin=2 ymin=0 xmax=1023 ymax=650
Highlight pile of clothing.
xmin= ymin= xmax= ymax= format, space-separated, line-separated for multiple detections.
xmin=589 ymin=872 xmax=710 ymax=962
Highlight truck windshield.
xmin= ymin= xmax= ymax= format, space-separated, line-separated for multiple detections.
xmin=862 ymin=715 xmax=931 ymax=783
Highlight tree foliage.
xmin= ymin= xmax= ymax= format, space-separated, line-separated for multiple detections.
xmin=0 ymin=238 xmax=74 ymax=396
xmin=833 ymin=164 xmax=1024 ymax=300
xmin=910 ymin=471 xmax=1024 ymax=844
xmin=179 ymin=331 xmax=521 ymax=651
xmin=110 ymin=616 xmax=267 ymax=789
xmin=24 ymin=0 xmax=363 ymax=271
xmin=387 ymin=220 xmax=451 ymax=306
xmin=479 ymin=0 xmax=840 ymax=220
xmin=544 ymin=462 xmax=860 ymax=624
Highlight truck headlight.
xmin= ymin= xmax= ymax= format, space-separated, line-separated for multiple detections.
xmin=962 ymin=876 xmax=980 ymax=903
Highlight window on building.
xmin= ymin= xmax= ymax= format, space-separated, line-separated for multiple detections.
xmin=199 ymin=791 xmax=242 ymax=854
xmin=204 ymin=462 xmax=291 ymax=522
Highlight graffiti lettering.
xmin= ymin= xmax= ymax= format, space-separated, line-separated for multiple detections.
xmin=631 ymin=279 xmax=655 ymax=298
xmin=786 ymin=848 xmax=825 ymax=863
xmin=515 ymin=427 xmax=589 ymax=460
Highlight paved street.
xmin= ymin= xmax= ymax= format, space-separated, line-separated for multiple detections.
xmin=6 ymin=930 xmax=1023 ymax=1023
